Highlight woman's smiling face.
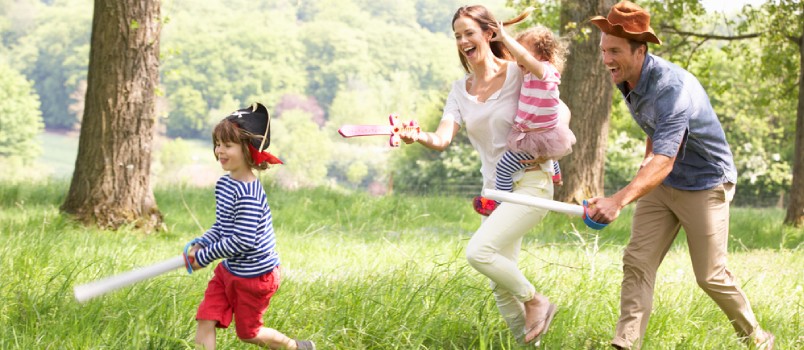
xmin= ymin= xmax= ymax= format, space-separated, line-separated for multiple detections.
xmin=453 ymin=16 xmax=491 ymax=66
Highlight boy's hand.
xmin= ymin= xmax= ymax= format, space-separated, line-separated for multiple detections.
xmin=187 ymin=244 xmax=204 ymax=271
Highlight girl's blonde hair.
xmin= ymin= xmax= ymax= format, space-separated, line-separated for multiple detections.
xmin=516 ymin=26 xmax=569 ymax=73
xmin=211 ymin=119 xmax=269 ymax=171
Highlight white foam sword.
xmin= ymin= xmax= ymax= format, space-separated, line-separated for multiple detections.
xmin=73 ymin=241 xmax=199 ymax=303
xmin=482 ymin=189 xmax=608 ymax=230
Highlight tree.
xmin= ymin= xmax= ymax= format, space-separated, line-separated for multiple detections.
xmin=789 ymin=22 xmax=804 ymax=226
xmin=62 ymin=0 xmax=163 ymax=231
xmin=506 ymin=0 xmax=615 ymax=203
xmin=555 ymin=0 xmax=618 ymax=203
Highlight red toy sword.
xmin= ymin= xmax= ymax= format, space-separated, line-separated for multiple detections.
xmin=338 ymin=114 xmax=420 ymax=147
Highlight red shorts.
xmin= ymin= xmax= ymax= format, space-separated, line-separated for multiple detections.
xmin=195 ymin=264 xmax=281 ymax=339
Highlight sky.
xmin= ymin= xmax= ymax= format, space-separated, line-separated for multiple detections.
xmin=700 ymin=0 xmax=767 ymax=13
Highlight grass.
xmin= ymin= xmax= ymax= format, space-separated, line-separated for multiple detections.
xmin=0 ymin=180 xmax=802 ymax=349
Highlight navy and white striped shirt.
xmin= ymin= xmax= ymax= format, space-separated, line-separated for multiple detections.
xmin=195 ymin=175 xmax=279 ymax=278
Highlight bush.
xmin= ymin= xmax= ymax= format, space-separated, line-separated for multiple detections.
xmin=0 ymin=63 xmax=43 ymax=160
xmin=604 ymin=131 xmax=643 ymax=192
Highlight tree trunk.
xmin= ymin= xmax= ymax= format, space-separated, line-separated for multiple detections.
xmin=556 ymin=0 xmax=617 ymax=203
xmin=784 ymin=30 xmax=804 ymax=227
xmin=62 ymin=0 xmax=163 ymax=231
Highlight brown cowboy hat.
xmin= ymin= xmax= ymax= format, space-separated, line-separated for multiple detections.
xmin=590 ymin=1 xmax=661 ymax=45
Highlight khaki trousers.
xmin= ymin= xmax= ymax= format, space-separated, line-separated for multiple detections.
xmin=466 ymin=169 xmax=553 ymax=344
xmin=611 ymin=183 xmax=760 ymax=349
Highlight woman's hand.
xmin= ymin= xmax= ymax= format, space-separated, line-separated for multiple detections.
xmin=520 ymin=156 xmax=549 ymax=171
xmin=398 ymin=127 xmax=421 ymax=145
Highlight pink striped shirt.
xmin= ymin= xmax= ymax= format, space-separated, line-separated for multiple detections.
xmin=514 ymin=62 xmax=561 ymax=130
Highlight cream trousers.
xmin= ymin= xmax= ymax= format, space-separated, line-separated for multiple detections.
xmin=466 ymin=169 xmax=553 ymax=343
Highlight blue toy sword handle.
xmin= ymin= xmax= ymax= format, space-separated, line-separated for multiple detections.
xmin=582 ymin=200 xmax=608 ymax=230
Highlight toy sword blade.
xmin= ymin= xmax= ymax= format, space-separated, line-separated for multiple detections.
xmin=338 ymin=114 xmax=420 ymax=147
xmin=482 ymin=189 xmax=608 ymax=230
xmin=338 ymin=125 xmax=394 ymax=137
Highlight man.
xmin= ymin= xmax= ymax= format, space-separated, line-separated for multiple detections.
xmin=586 ymin=2 xmax=775 ymax=349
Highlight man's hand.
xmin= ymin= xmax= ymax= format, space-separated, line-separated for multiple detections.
xmin=586 ymin=196 xmax=623 ymax=224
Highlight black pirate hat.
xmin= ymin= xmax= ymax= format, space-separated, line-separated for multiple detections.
xmin=225 ymin=102 xmax=271 ymax=151
xmin=225 ymin=102 xmax=282 ymax=165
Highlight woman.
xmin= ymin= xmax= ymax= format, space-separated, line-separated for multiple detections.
xmin=399 ymin=5 xmax=566 ymax=345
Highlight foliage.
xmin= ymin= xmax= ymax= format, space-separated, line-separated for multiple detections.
xmin=0 ymin=63 xmax=43 ymax=161
xmin=656 ymin=0 xmax=800 ymax=204
xmin=2 ymin=0 xmax=800 ymax=204
xmin=391 ymin=92 xmax=483 ymax=195
xmin=604 ymin=132 xmax=643 ymax=193
xmin=270 ymin=109 xmax=334 ymax=188
xmin=157 ymin=137 xmax=194 ymax=174
xmin=164 ymin=86 xmax=207 ymax=139
xmin=160 ymin=0 xmax=307 ymax=129
xmin=504 ymin=0 xmax=562 ymax=31
xmin=737 ymin=0 xmax=802 ymax=205
xmin=5 ymin=0 xmax=91 ymax=130
xmin=345 ymin=161 xmax=369 ymax=186
xmin=275 ymin=93 xmax=325 ymax=127
xmin=415 ymin=0 xmax=466 ymax=34
xmin=152 ymin=137 xmax=222 ymax=187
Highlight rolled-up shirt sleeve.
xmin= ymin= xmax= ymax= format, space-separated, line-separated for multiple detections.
xmin=650 ymin=84 xmax=690 ymax=157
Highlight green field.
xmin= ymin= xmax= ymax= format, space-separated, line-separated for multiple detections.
xmin=0 ymin=181 xmax=802 ymax=349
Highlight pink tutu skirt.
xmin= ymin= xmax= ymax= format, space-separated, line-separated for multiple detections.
xmin=506 ymin=124 xmax=576 ymax=159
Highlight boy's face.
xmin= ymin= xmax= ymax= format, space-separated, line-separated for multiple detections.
xmin=215 ymin=141 xmax=248 ymax=174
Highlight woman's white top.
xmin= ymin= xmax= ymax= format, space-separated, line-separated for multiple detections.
xmin=441 ymin=61 xmax=552 ymax=190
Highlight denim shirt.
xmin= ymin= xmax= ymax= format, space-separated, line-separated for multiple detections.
xmin=616 ymin=54 xmax=737 ymax=190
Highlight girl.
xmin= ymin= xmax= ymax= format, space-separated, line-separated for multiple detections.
xmin=187 ymin=103 xmax=315 ymax=350
xmin=475 ymin=22 xmax=575 ymax=216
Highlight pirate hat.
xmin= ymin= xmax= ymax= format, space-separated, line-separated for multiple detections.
xmin=225 ymin=102 xmax=283 ymax=165
xmin=590 ymin=1 xmax=661 ymax=45
xmin=225 ymin=102 xmax=272 ymax=151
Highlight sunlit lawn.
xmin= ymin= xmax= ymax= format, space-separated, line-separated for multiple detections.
xmin=0 ymin=180 xmax=802 ymax=349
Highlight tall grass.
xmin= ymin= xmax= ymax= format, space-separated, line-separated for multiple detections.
xmin=0 ymin=180 xmax=802 ymax=349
